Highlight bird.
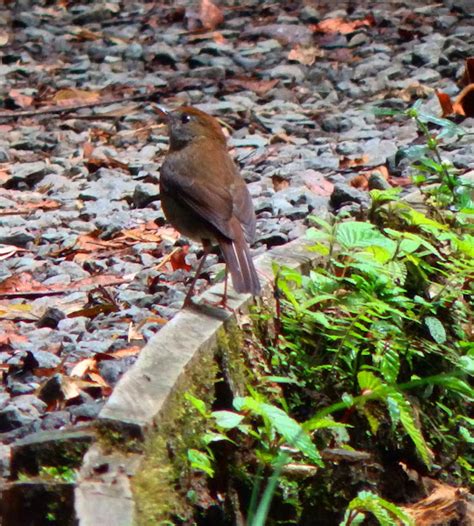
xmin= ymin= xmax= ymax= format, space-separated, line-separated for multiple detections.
xmin=157 ymin=105 xmax=261 ymax=308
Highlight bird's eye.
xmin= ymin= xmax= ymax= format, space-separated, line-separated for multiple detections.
xmin=180 ymin=113 xmax=191 ymax=124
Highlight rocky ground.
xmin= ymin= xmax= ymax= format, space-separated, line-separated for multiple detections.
xmin=0 ymin=0 xmax=472 ymax=468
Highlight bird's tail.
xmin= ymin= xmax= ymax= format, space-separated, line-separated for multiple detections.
xmin=219 ymin=226 xmax=261 ymax=296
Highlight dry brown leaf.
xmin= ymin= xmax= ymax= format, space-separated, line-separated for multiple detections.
xmin=339 ymin=155 xmax=370 ymax=169
xmin=0 ymin=30 xmax=9 ymax=46
xmin=199 ymin=0 xmax=224 ymax=30
xmin=454 ymin=83 xmax=474 ymax=117
xmin=301 ymin=170 xmax=335 ymax=196
xmin=225 ymin=78 xmax=278 ymax=96
xmin=0 ymin=273 xmax=44 ymax=294
xmin=7 ymin=89 xmax=34 ymax=109
xmin=436 ymin=90 xmax=454 ymax=117
xmin=0 ymin=245 xmax=26 ymax=261
xmin=110 ymin=345 xmax=143 ymax=358
xmin=52 ymin=88 xmax=101 ymax=106
xmin=461 ymin=56 xmax=474 ymax=86
xmin=70 ymin=358 xmax=98 ymax=378
xmin=402 ymin=479 xmax=473 ymax=525
xmin=272 ymin=175 xmax=290 ymax=192
xmin=313 ymin=16 xmax=374 ymax=35
xmin=288 ymin=46 xmax=323 ymax=66
xmin=350 ymin=174 xmax=369 ymax=189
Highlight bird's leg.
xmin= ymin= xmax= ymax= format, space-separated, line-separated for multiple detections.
xmin=183 ymin=240 xmax=211 ymax=308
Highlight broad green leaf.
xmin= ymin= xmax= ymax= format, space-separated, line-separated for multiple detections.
xmin=184 ymin=393 xmax=209 ymax=417
xmin=233 ymin=397 xmax=322 ymax=465
xmin=211 ymin=410 xmax=245 ymax=429
xmin=424 ymin=316 xmax=447 ymax=344
xmin=187 ymin=449 xmax=214 ymax=477
xmin=358 ymin=371 xmax=384 ymax=392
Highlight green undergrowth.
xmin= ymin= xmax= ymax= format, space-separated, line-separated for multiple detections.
xmin=173 ymin=102 xmax=473 ymax=525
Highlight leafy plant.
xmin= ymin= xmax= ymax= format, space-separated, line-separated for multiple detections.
xmin=340 ymin=491 xmax=414 ymax=526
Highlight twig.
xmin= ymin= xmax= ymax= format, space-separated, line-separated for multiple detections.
xmin=0 ymin=89 xmax=164 ymax=121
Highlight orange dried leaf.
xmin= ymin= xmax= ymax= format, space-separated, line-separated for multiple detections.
xmin=225 ymin=78 xmax=278 ymax=96
xmin=272 ymin=175 xmax=290 ymax=192
xmin=70 ymin=358 xmax=97 ymax=378
xmin=170 ymin=246 xmax=192 ymax=271
xmin=109 ymin=345 xmax=142 ymax=358
xmin=199 ymin=0 xmax=224 ymax=30
xmin=8 ymin=89 xmax=34 ymax=108
xmin=301 ymin=170 xmax=334 ymax=196
xmin=436 ymin=90 xmax=454 ymax=117
xmin=0 ymin=273 xmax=44 ymax=294
xmin=350 ymin=175 xmax=369 ymax=189
xmin=339 ymin=155 xmax=370 ymax=169
xmin=52 ymin=88 xmax=101 ymax=105
xmin=288 ymin=46 xmax=322 ymax=66
xmin=313 ymin=16 xmax=374 ymax=35
xmin=454 ymin=83 xmax=474 ymax=117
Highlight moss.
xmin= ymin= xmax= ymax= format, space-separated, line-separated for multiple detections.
xmin=216 ymin=321 xmax=253 ymax=396
xmin=132 ymin=344 xmax=219 ymax=525
xmin=96 ymin=421 xmax=143 ymax=454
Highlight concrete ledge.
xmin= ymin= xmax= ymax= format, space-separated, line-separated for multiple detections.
xmin=97 ymin=237 xmax=320 ymax=433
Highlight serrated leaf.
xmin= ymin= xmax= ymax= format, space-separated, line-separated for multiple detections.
xmin=424 ymin=316 xmax=446 ymax=344
xmin=233 ymin=397 xmax=322 ymax=466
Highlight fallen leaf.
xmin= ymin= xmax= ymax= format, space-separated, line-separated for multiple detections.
xmin=52 ymin=88 xmax=101 ymax=106
xmin=0 ymin=273 xmax=44 ymax=294
xmin=339 ymin=155 xmax=370 ymax=169
xmin=7 ymin=89 xmax=34 ymax=109
xmin=0 ymin=245 xmax=26 ymax=261
xmin=288 ymin=45 xmax=323 ymax=66
xmin=109 ymin=345 xmax=142 ymax=358
xmin=455 ymin=84 xmax=474 ymax=117
xmin=199 ymin=0 xmax=224 ymax=30
xmin=461 ymin=56 xmax=474 ymax=86
xmin=436 ymin=90 xmax=454 ymax=117
xmin=0 ymin=30 xmax=9 ymax=46
xmin=301 ymin=170 xmax=334 ymax=196
xmin=272 ymin=175 xmax=290 ymax=192
xmin=312 ymin=15 xmax=374 ymax=35
xmin=70 ymin=358 xmax=97 ymax=378
xmin=350 ymin=174 xmax=369 ymax=189
xmin=402 ymin=479 xmax=473 ymax=525
xmin=224 ymin=78 xmax=279 ymax=96
xmin=67 ymin=303 xmax=119 ymax=319
xmin=170 ymin=246 xmax=192 ymax=271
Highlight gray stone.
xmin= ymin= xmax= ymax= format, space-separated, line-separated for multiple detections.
xmin=321 ymin=115 xmax=353 ymax=133
xmin=330 ymin=183 xmax=370 ymax=208
xmin=270 ymin=65 xmax=306 ymax=83
xmin=189 ymin=66 xmax=226 ymax=80
xmin=6 ymin=162 xmax=50 ymax=189
xmin=132 ymin=183 xmax=160 ymax=208
xmin=348 ymin=32 xmax=370 ymax=48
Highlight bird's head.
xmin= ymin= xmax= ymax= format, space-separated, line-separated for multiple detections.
xmin=156 ymin=106 xmax=226 ymax=151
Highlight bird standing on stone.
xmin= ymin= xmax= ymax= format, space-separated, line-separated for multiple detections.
xmin=158 ymin=106 xmax=261 ymax=307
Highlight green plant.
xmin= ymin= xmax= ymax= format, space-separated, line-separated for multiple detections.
xmin=375 ymin=100 xmax=473 ymax=215
xmin=340 ymin=490 xmax=414 ymax=526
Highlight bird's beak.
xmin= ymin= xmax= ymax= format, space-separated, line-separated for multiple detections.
xmin=151 ymin=104 xmax=170 ymax=120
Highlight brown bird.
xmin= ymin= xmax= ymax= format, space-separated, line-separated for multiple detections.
xmin=158 ymin=106 xmax=261 ymax=307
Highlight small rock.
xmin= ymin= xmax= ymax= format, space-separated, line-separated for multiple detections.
xmin=5 ymin=162 xmax=49 ymax=189
xmin=330 ymin=183 xmax=370 ymax=208
xmin=189 ymin=66 xmax=226 ymax=80
xmin=133 ymin=183 xmax=160 ymax=208
xmin=37 ymin=308 xmax=66 ymax=329
xmin=270 ymin=65 xmax=306 ymax=83
xmin=321 ymin=115 xmax=353 ymax=133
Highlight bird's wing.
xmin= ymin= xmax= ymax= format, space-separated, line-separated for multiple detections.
xmin=231 ymin=175 xmax=256 ymax=244
xmin=160 ymin=150 xmax=235 ymax=240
